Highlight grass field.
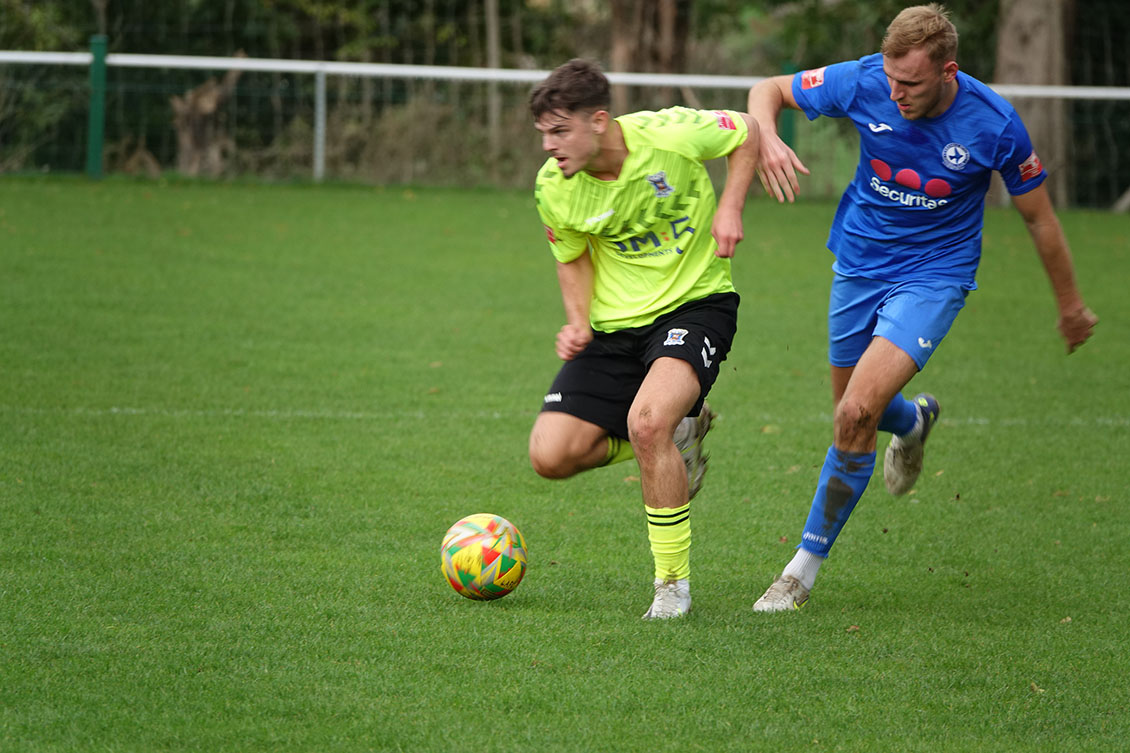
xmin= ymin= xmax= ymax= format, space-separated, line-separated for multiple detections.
xmin=1 ymin=176 xmax=1128 ymax=752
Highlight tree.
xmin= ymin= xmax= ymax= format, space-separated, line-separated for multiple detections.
xmin=609 ymin=0 xmax=692 ymax=113
xmin=993 ymin=0 xmax=1073 ymax=206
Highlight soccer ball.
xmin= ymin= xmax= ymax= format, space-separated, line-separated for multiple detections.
xmin=440 ymin=513 xmax=528 ymax=600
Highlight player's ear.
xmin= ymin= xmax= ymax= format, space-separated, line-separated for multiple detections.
xmin=590 ymin=109 xmax=611 ymax=134
xmin=942 ymin=60 xmax=959 ymax=83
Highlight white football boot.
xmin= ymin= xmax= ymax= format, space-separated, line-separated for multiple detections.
xmin=642 ymin=578 xmax=692 ymax=620
xmin=884 ymin=393 xmax=941 ymax=496
xmin=673 ymin=402 xmax=714 ymax=501
xmin=752 ymin=575 xmax=810 ymax=613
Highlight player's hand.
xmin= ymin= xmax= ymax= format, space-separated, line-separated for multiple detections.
xmin=711 ymin=206 xmax=743 ymax=258
xmin=556 ymin=323 xmax=593 ymax=361
xmin=757 ymin=131 xmax=810 ymax=203
xmin=1058 ymin=304 xmax=1098 ymax=353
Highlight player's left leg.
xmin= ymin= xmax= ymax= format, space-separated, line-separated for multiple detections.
xmin=629 ymin=356 xmax=701 ymax=619
xmin=872 ymin=280 xmax=966 ymax=494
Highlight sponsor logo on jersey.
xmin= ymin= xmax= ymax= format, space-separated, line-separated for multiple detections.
xmin=942 ymin=143 xmax=971 ymax=171
xmin=612 ymin=217 xmax=695 ymax=258
xmin=647 ymin=171 xmax=675 ymax=198
xmin=868 ymin=158 xmax=952 ymax=209
xmin=712 ymin=110 xmax=737 ymax=130
xmin=1019 ymin=150 xmax=1044 ymax=181
xmin=800 ymin=67 xmax=826 ymax=89
xmin=664 ymin=328 xmax=689 ymax=346
xmin=544 ymin=224 xmax=557 ymax=244
xmin=868 ymin=122 xmax=893 ymax=133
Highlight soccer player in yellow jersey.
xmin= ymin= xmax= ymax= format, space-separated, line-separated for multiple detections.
xmin=527 ymin=59 xmax=760 ymax=619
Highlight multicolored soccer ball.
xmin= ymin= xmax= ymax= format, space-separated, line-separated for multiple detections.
xmin=441 ymin=513 xmax=528 ymax=600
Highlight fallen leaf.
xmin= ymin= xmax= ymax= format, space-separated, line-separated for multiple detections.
xmin=934 ymin=470 xmax=945 ymax=477
xmin=1030 ymin=682 xmax=1045 ymax=694
xmin=846 ymin=625 xmax=860 ymax=633
xmin=1060 ymin=616 xmax=1072 ymax=624
xmin=778 ymin=536 xmax=789 ymax=544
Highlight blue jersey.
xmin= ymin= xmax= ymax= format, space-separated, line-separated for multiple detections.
xmin=792 ymin=53 xmax=1047 ymax=287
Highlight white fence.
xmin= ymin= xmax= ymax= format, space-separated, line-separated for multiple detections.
xmin=3 ymin=50 xmax=1130 ymax=199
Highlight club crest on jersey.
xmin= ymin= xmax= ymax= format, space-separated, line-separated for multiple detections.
xmin=647 ymin=171 xmax=675 ymax=198
xmin=942 ymin=143 xmax=971 ymax=171
xmin=664 ymin=328 xmax=689 ymax=346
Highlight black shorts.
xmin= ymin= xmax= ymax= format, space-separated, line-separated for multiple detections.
xmin=539 ymin=292 xmax=739 ymax=440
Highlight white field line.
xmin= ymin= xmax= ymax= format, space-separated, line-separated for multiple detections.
xmin=1 ymin=405 xmax=1126 ymax=426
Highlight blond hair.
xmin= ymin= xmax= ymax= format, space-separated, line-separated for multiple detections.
xmin=881 ymin=4 xmax=958 ymax=65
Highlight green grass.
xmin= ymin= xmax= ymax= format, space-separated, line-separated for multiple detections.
xmin=1 ymin=176 xmax=1128 ymax=752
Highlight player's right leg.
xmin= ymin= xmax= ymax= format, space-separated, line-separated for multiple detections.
xmin=528 ymin=411 xmax=616 ymax=479
xmin=756 ymin=276 xmax=912 ymax=614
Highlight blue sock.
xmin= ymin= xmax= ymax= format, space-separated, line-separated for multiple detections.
xmin=878 ymin=393 xmax=918 ymax=436
xmin=799 ymin=445 xmax=877 ymax=557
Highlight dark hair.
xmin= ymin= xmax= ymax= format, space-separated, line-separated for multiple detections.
xmin=529 ymin=59 xmax=611 ymax=119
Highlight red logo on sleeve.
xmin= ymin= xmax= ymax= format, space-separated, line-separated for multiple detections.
xmin=1019 ymin=150 xmax=1043 ymax=181
xmin=801 ymin=67 xmax=827 ymax=90
xmin=544 ymin=224 xmax=557 ymax=244
xmin=712 ymin=110 xmax=737 ymax=130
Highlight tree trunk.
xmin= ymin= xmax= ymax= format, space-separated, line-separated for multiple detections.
xmin=992 ymin=0 xmax=1073 ymax=206
xmin=610 ymin=0 xmax=692 ymax=113
xmin=170 ymin=59 xmax=244 ymax=177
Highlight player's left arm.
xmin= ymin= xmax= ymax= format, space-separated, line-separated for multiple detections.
xmin=711 ymin=113 xmax=761 ymax=258
xmin=1011 ymin=184 xmax=1098 ymax=353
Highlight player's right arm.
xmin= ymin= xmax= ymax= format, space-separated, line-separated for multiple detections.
xmin=554 ymin=252 xmax=594 ymax=361
xmin=747 ymin=74 xmax=810 ymax=203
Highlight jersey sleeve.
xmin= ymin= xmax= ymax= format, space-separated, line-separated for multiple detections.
xmin=792 ymin=59 xmax=863 ymax=121
xmin=641 ymin=107 xmax=749 ymax=161
xmin=534 ymin=168 xmax=589 ymax=263
xmin=994 ymin=111 xmax=1047 ymax=195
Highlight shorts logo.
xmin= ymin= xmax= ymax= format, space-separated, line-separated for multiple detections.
xmin=801 ymin=67 xmax=826 ymax=89
xmin=647 ymin=171 xmax=675 ymax=198
xmin=544 ymin=224 xmax=557 ymax=244
xmin=918 ymin=337 xmax=934 ymax=350
xmin=543 ymin=392 xmax=562 ymax=404
xmin=1019 ymin=150 xmax=1043 ymax=181
xmin=664 ymin=328 xmax=688 ymax=346
xmin=942 ymin=143 xmax=971 ymax=172
xmin=701 ymin=336 xmax=716 ymax=368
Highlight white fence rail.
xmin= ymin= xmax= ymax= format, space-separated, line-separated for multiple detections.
xmin=4 ymin=50 xmax=1130 ymax=183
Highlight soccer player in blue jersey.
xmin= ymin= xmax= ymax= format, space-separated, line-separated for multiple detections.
xmin=527 ymin=59 xmax=760 ymax=619
xmin=746 ymin=4 xmax=1098 ymax=612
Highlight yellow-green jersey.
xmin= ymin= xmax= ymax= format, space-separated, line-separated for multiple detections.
xmin=534 ymin=106 xmax=749 ymax=332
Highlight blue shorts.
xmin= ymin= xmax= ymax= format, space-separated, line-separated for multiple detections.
xmin=828 ymin=274 xmax=968 ymax=370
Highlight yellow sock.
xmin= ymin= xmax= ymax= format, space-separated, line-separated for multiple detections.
xmin=645 ymin=503 xmax=691 ymax=581
xmin=600 ymin=436 xmax=635 ymax=467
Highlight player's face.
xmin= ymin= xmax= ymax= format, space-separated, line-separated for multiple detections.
xmin=883 ymin=47 xmax=958 ymax=120
xmin=534 ymin=109 xmax=604 ymax=178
